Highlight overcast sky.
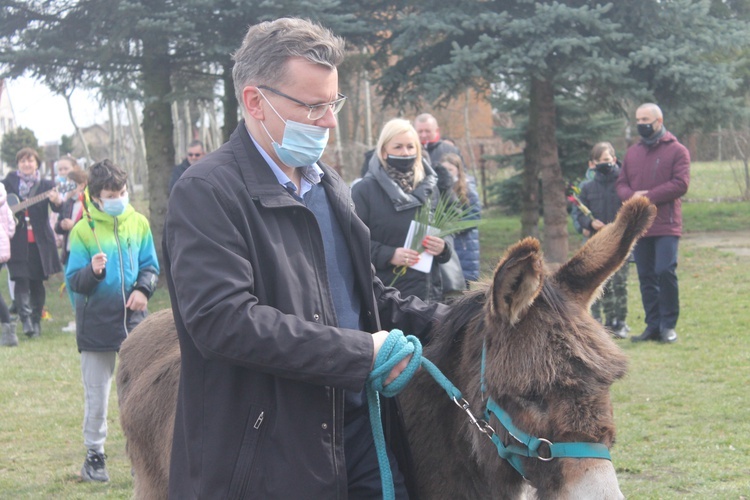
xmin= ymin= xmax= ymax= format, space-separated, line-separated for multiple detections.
xmin=5 ymin=76 xmax=108 ymax=145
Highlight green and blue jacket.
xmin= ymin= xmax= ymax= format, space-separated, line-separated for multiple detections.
xmin=66 ymin=198 xmax=159 ymax=352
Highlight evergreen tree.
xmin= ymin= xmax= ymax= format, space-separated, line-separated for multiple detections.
xmin=1 ymin=0 xmax=385 ymax=264
xmin=491 ymin=93 xmax=623 ymax=215
xmin=1 ymin=127 xmax=40 ymax=167
xmin=373 ymin=0 xmax=749 ymax=262
xmin=60 ymin=135 xmax=75 ymax=156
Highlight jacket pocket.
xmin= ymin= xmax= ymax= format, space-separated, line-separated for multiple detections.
xmin=227 ymin=406 xmax=267 ymax=499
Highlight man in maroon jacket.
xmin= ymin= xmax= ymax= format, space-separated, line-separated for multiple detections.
xmin=616 ymin=103 xmax=690 ymax=343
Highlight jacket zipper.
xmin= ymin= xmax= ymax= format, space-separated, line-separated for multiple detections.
xmin=253 ymin=411 xmax=264 ymax=429
xmin=113 ymin=217 xmax=127 ymax=332
xmin=127 ymin=237 xmax=135 ymax=273
xmin=331 ymin=388 xmax=340 ymax=499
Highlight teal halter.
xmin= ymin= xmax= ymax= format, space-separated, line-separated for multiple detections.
xmin=479 ymin=341 xmax=612 ymax=477
xmin=366 ymin=331 xmax=613 ymax=499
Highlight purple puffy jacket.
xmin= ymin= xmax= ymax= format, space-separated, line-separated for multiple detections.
xmin=616 ymin=130 xmax=690 ymax=237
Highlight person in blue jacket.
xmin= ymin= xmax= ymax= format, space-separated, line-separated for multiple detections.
xmin=440 ymin=152 xmax=481 ymax=286
xmin=66 ymin=159 xmax=159 ymax=483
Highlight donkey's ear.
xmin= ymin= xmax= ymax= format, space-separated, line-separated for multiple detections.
xmin=488 ymin=237 xmax=545 ymax=325
xmin=555 ymin=196 xmax=655 ymax=306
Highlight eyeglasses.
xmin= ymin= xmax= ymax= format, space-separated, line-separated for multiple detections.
xmin=257 ymin=85 xmax=347 ymax=121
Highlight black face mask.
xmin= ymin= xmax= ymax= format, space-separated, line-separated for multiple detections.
xmin=386 ymin=154 xmax=417 ymax=173
xmin=595 ymin=162 xmax=614 ymax=174
xmin=637 ymin=121 xmax=656 ymax=138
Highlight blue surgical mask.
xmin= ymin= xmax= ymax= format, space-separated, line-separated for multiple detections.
xmin=258 ymin=90 xmax=329 ymax=167
xmin=55 ymin=174 xmax=67 ymax=185
xmin=101 ymin=194 xmax=129 ymax=217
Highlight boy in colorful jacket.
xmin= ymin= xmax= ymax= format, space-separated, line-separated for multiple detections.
xmin=66 ymin=159 xmax=159 ymax=483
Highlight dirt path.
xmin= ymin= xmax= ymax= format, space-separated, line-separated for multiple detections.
xmin=682 ymin=230 xmax=750 ymax=257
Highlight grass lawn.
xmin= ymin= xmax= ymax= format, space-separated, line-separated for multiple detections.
xmin=0 ymin=160 xmax=748 ymax=498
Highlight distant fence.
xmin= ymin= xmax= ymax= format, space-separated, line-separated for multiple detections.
xmin=685 ymin=128 xmax=750 ymax=163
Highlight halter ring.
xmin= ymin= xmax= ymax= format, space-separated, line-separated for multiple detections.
xmin=536 ymin=438 xmax=554 ymax=461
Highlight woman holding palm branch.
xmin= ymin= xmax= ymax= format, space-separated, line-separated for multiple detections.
xmin=352 ymin=118 xmax=453 ymax=302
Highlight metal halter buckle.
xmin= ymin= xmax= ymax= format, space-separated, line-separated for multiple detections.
xmin=453 ymin=397 xmax=495 ymax=438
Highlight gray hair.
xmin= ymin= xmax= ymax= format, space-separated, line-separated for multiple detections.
xmin=414 ymin=113 xmax=438 ymax=126
xmin=637 ymin=103 xmax=663 ymax=120
xmin=232 ymin=18 xmax=345 ymax=106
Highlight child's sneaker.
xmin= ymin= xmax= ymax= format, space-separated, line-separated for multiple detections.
xmin=62 ymin=321 xmax=76 ymax=333
xmin=606 ymin=319 xmax=629 ymax=339
xmin=612 ymin=320 xmax=630 ymax=339
xmin=81 ymin=449 xmax=109 ymax=482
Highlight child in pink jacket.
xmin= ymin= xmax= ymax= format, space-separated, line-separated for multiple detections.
xmin=0 ymin=183 xmax=17 ymax=346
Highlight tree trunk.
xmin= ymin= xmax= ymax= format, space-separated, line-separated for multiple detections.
xmin=171 ymin=101 xmax=182 ymax=164
xmin=521 ymin=81 xmax=541 ymax=239
xmin=533 ymin=77 xmax=568 ymax=263
xmin=463 ymin=89 xmax=478 ymax=181
xmin=222 ymin=60 xmax=238 ymax=141
xmin=208 ymin=102 xmax=221 ymax=152
xmin=141 ymin=33 xmax=174 ymax=267
xmin=183 ymin=99 xmax=192 ymax=148
xmin=107 ymin=100 xmax=116 ymax=161
xmin=63 ymin=91 xmax=92 ymax=163
xmin=127 ymin=100 xmax=148 ymax=185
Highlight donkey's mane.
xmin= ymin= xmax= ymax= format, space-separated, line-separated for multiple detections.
xmin=424 ymin=285 xmax=489 ymax=366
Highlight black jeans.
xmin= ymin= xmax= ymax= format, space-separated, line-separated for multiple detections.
xmin=633 ymin=235 xmax=680 ymax=331
xmin=13 ymin=277 xmax=46 ymax=323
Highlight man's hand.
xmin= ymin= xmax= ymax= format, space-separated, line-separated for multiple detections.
xmin=372 ymin=330 xmax=412 ymax=386
xmin=126 ymin=290 xmax=148 ymax=311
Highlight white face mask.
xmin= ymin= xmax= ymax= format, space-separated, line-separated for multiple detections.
xmin=258 ymin=90 xmax=329 ymax=167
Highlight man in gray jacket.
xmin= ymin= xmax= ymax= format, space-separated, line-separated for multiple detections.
xmin=164 ymin=18 xmax=445 ymax=499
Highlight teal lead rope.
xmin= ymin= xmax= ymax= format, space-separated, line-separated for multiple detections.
xmin=366 ymin=329 xmax=462 ymax=500
xmin=367 ymin=333 xmax=613 ymax=498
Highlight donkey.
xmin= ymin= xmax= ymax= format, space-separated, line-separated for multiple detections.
xmin=118 ymin=196 xmax=654 ymax=499
xmin=400 ymin=196 xmax=654 ymax=499
xmin=117 ymin=310 xmax=179 ymax=500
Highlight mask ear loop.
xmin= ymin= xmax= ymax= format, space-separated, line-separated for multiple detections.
xmin=257 ymin=88 xmax=287 ymax=147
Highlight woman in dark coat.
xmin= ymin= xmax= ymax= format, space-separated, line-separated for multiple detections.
xmin=2 ymin=148 xmax=63 ymax=337
xmin=352 ymin=118 xmax=453 ymax=303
